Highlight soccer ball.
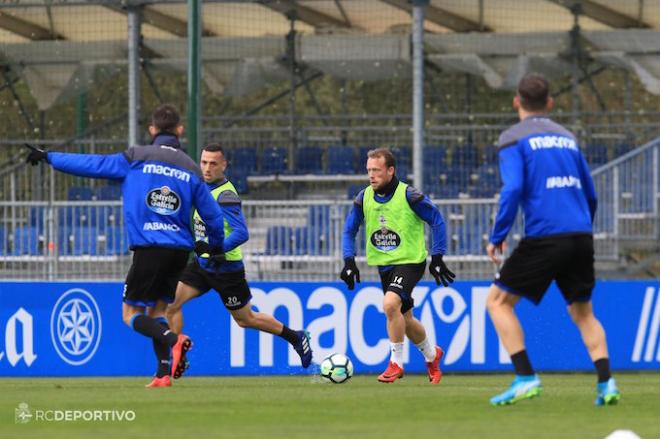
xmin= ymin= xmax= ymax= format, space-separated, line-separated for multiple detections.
xmin=320 ymin=353 xmax=353 ymax=384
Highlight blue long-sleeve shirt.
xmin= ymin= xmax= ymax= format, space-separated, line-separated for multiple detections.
xmin=343 ymin=180 xmax=447 ymax=272
xmin=490 ymin=116 xmax=597 ymax=244
xmin=47 ymin=141 xmax=225 ymax=251
xmin=197 ymin=180 xmax=249 ymax=274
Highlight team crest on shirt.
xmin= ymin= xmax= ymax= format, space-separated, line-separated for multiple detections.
xmin=371 ymin=215 xmax=401 ymax=251
xmin=146 ymin=185 xmax=181 ymax=215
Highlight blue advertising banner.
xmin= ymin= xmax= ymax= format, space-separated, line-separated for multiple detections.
xmin=0 ymin=281 xmax=659 ymax=376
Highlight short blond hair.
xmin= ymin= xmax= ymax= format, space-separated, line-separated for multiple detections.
xmin=367 ymin=148 xmax=396 ymax=168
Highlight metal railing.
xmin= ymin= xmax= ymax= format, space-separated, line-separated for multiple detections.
xmin=1 ymin=135 xmax=657 ymax=281
xmin=591 ymin=136 xmax=660 ymax=264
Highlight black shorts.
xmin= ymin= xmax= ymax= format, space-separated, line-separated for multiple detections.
xmin=379 ymin=262 xmax=426 ymax=314
xmin=178 ymin=260 xmax=252 ymax=311
xmin=123 ymin=247 xmax=190 ymax=308
xmin=495 ymin=234 xmax=595 ymax=305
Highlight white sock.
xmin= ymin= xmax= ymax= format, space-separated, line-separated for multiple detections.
xmin=390 ymin=342 xmax=405 ymax=367
xmin=416 ymin=338 xmax=437 ymax=362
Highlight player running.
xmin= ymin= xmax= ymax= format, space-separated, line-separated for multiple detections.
xmin=166 ymin=143 xmax=312 ymax=375
xmin=486 ymin=74 xmax=620 ymax=406
xmin=25 ymin=104 xmax=225 ymax=388
xmin=340 ymin=147 xmax=455 ymax=384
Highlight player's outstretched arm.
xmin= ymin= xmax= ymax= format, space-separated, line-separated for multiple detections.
xmin=25 ymin=144 xmax=131 ymax=180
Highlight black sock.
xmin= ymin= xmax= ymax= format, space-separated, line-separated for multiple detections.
xmin=153 ymin=317 xmax=171 ymax=378
xmin=132 ymin=315 xmax=178 ymax=347
xmin=594 ymin=358 xmax=611 ymax=383
xmin=511 ymin=350 xmax=534 ymax=376
xmin=279 ymin=325 xmax=300 ymax=345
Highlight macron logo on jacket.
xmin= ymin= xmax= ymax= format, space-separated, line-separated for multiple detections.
xmin=143 ymin=164 xmax=191 ymax=182
xmin=528 ymin=135 xmax=578 ymax=151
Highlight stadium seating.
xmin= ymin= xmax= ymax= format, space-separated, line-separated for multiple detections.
xmin=105 ymin=226 xmax=129 ymax=255
xmin=390 ymin=146 xmax=412 ymax=179
xmin=451 ymin=144 xmax=479 ymax=169
xmin=71 ymin=226 xmax=98 ymax=256
xmin=481 ymin=145 xmax=498 ymax=165
xmin=95 ymin=184 xmax=122 ymax=200
xmin=295 ymin=146 xmax=323 ymax=174
xmin=29 ymin=206 xmax=46 ymax=231
xmin=327 ymin=145 xmax=356 ymax=174
xmin=225 ymin=164 xmax=250 ymax=193
xmin=347 ymin=184 xmax=363 ymax=200
xmin=357 ymin=146 xmax=371 ymax=168
xmin=265 ymin=226 xmax=294 ymax=255
xmin=307 ymin=205 xmax=331 ymax=255
xmin=12 ymin=226 xmax=40 ymax=255
xmin=614 ymin=143 xmax=632 ymax=158
xmin=586 ymin=144 xmax=609 ymax=168
xmin=260 ymin=146 xmax=288 ymax=175
xmin=293 ymin=227 xmax=309 ymax=255
xmin=231 ymin=147 xmax=258 ymax=173
xmin=0 ymin=226 xmax=6 ymax=255
xmin=67 ymin=186 xmax=95 ymax=201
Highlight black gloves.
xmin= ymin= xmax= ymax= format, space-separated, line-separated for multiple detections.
xmin=193 ymin=240 xmax=225 ymax=265
xmin=429 ymin=254 xmax=456 ymax=287
xmin=340 ymin=257 xmax=360 ymax=290
xmin=24 ymin=143 xmax=48 ymax=166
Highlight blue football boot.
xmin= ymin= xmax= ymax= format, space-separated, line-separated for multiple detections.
xmin=293 ymin=330 xmax=313 ymax=368
xmin=595 ymin=378 xmax=620 ymax=406
xmin=490 ymin=374 xmax=542 ymax=406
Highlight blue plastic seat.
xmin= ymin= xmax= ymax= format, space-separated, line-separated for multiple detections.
xmin=293 ymin=227 xmax=309 ymax=255
xmin=295 ymin=146 xmax=324 ymax=174
xmin=231 ymin=147 xmax=258 ymax=173
xmin=68 ymin=186 xmax=95 ymax=201
xmin=347 ymin=184 xmax=363 ymax=200
xmin=424 ymin=146 xmax=447 ymax=168
xmin=29 ymin=206 xmax=46 ymax=231
xmin=327 ymin=146 xmax=355 ymax=174
xmin=265 ymin=226 xmax=294 ymax=255
xmin=0 ymin=226 xmax=6 ymax=255
xmin=260 ymin=147 xmax=288 ymax=175
xmin=307 ymin=206 xmax=331 ymax=255
xmin=95 ymin=184 xmax=122 ymax=200
xmin=586 ymin=144 xmax=609 ymax=167
xmin=105 ymin=226 xmax=129 ymax=255
xmin=12 ymin=226 xmax=40 ymax=255
xmin=451 ymin=144 xmax=479 ymax=169
xmin=71 ymin=226 xmax=98 ymax=256
xmin=614 ymin=143 xmax=632 ymax=158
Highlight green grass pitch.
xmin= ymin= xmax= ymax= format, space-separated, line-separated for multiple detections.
xmin=1 ymin=373 xmax=659 ymax=438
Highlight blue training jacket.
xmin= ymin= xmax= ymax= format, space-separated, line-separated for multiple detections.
xmin=47 ymin=143 xmax=225 ymax=251
xmin=490 ymin=116 xmax=597 ymax=245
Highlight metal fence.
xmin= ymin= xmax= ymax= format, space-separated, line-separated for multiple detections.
xmin=591 ymin=136 xmax=660 ymax=269
xmin=3 ymin=112 xmax=660 ymax=202
xmin=1 ymin=136 xmax=657 ymax=281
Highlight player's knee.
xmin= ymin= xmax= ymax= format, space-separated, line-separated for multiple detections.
xmin=486 ymin=292 xmax=502 ymax=313
xmin=233 ymin=316 xmax=251 ymax=328
xmin=382 ymin=299 xmax=401 ymax=318
xmin=166 ymin=303 xmax=180 ymax=318
xmin=568 ymin=301 xmax=594 ymax=323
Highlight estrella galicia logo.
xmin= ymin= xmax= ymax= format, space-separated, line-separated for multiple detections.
xmin=146 ymin=186 xmax=181 ymax=215
xmin=50 ymin=289 xmax=102 ymax=366
xmin=370 ymin=229 xmax=401 ymax=251
xmin=193 ymin=217 xmax=207 ymax=240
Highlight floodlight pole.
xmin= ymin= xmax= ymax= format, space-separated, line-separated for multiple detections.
xmin=412 ymin=0 xmax=427 ymax=190
xmin=127 ymin=4 xmax=142 ymax=147
xmin=188 ymin=0 xmax=202 ymax=159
